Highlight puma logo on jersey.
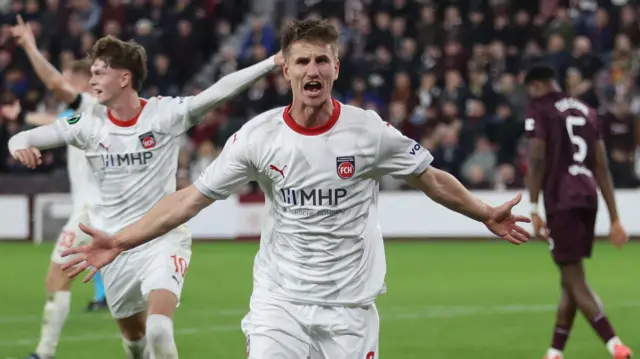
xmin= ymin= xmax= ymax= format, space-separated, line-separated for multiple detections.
xmin=99 ymin=142 xmax=111 ymax=152
xmin=270 ymin=164 xmax=287 ymax=178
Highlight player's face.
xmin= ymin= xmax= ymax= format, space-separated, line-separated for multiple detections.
xmin=283 ymin=41 xmax=339 ymax=108
xmin=89 ymin=59 xmax=131 ymax=106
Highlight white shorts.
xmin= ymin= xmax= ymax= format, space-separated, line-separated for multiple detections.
xmin=51 ymin=207 xmax=93 ymax=265
xmin=101 ymin=237 xmax=192 ymax=319
xmin=241 ymin=297 xmax=379 ymax=359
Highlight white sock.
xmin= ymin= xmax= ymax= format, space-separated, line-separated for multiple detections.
xmin=546 ymin=348 xmax=563 ymax=358
xmin=35 ymin=291 xmax=71 ymax=359
xmin=122 ymin=336 xmax=150 ymax=359
xmin=146 ymin=314 xmax=178 ymax=359
xmin=606 ymin=336 xmax=622 ymax=356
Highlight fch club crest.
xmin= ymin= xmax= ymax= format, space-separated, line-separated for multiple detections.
xmin=138 ymin=131 xmax=156 ymax=149
xmin=336 ymin=156 xmax=355 ymax=179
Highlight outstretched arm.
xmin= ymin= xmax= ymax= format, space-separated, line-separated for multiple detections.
xmin=406 ymin=167 xmax=493 ymax=222
xmin=11 ymin=15 xmax=79 ymax=105
xmin=407 ymin=168 xmax=530 ymax=244
xmin=113 ymin=185 xmax=214 ymax=251
xmin=61 ymin=185 xmax=216 ymax=281
xmin=371 ymin=110 xmax=529 ymax=243
xmin=186 ymin=54 xmax=282 ymax=119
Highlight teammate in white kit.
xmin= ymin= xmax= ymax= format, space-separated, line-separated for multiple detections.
xmin=59 ymin=20 xmax=532 ymax=358
xmin=8 ymin=35 xmax=283 ymax=359
xmin=9 ymin=16 xmax=105 ymax=359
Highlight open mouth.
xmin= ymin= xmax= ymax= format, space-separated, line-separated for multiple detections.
xmin=303 ymin=81 xmax=322 ymax=94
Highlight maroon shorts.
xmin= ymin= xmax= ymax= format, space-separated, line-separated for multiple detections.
xmin=546 ymin=208 xmax=598 ymax=264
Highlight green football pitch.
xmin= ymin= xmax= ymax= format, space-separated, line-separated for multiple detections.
xmin=1 ymin=240 xmax=638 ymax=358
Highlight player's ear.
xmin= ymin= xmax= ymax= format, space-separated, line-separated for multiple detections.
xmin=334 ymin=59 xmax=340 ymax=81
xmin=120 ymin=70 xmax=131 ymax=89
xmin=283 ymin=61 xmax=291 ymax=82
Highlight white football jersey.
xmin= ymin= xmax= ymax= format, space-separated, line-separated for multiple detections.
xmin=64 ymin=93 xmax=99 ymax=211
xmin=195 ymin=100 xmax=433 ymax=305
xmin=55 ymin=96 xmax=193 ymax=247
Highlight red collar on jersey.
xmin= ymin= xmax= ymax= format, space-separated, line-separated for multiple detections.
xmin=283 ymin=98 xmax=341 ymax=136
xmin=108 ymin=98 xmax=148 ymax=127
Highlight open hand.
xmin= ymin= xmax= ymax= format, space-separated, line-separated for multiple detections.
xmin=60 ymin=223 xmax=123 ymax=283
xmin=483 ymin=192 xmax=532 ymax=245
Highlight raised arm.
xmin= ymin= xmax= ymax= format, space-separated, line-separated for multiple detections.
xmin=186 ymin=54 xmax=283 ymax=119
xmin=10 ymin=15 xmax=79 ymax=105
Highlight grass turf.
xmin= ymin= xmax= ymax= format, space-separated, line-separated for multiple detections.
xmin=0 ymin=240 xmax=638 ymax=358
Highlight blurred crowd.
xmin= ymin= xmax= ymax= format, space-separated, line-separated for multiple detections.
xmin=1 ymin=0 xmax=640 ymax=193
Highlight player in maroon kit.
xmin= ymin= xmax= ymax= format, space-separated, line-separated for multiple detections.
xmin=524 ymin=64 xmax=632 ymax=359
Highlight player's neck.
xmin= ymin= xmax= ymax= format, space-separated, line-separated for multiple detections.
xmin=289 ymin=98 xmax=334 ymax=128
xmin=108 ymin=90 xmax=142 ymax=122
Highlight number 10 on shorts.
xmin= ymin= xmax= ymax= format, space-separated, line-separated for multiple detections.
xmin=171 ymin=255 xmax=187 ymax=278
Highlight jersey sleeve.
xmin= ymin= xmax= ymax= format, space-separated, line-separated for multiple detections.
xmin=193 ymin=128 xmax=257 ymax=200
xmin=54 ymin=111 xmax=93 ymax=149
xmin=155 ymin=96 xmax=194 ymax=137
xmin=371 ymin=110 xmax=433 ymax=178
xmin=524 ymin=107 xmax=546 ymax=141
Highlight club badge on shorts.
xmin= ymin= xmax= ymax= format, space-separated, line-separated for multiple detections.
xmin=336 ymin=156 xmax=355 ymax=179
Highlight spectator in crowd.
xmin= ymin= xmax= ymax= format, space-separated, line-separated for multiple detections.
xmin=1 ymin=0 xmax=639 ymax=193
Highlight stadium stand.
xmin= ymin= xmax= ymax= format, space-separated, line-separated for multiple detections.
xmin=1 ymin=0 xmax=639 ymax=195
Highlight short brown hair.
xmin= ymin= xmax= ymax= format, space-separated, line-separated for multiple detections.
xmin=280 ymin=18 xmax=339 ymax=57
xmin=66 ymin=59 xmax=92 ymax=77
xmin=89 ymin=36 xmax=147 ymax=92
